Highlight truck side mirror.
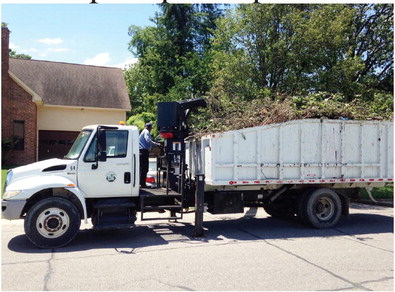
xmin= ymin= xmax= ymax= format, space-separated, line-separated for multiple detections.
xmin=98 ymin=151 xmax=107 ymax=162
xmin=92 ymin=128 xmax=107 ymax=169
xmin=97 ymin=128 xmax=107 ymax=162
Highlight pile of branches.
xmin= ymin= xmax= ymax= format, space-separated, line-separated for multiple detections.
xmin=189 ymin=93 xmax=393 ymax=137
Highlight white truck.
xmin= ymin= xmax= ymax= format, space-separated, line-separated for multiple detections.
xmin=2 ymin=99 xmax=393 ymax=248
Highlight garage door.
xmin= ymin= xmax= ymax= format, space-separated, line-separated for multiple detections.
xmin=38 ymin=130 xmax=80 ymax=161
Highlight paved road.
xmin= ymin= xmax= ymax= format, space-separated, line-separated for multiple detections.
xmin=1 ymin=203 xmax=393 ymax=291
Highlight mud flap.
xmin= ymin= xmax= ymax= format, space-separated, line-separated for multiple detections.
xmin=340 ymin=195 xmax=350 ymax=218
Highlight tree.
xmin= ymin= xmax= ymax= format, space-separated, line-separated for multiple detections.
xmin=125 ymin=3 xmax=393 ymax=131
xmin=125 ymin=4 xmax=224 ymax=116
xmin=209 ymin=4 xmax=393 ymax=101
xmin=210 ymin=4 xmax=303 ymax=100
xmin=9 ymin=49 xmax=32 ymax=60
xmin=348 ymin=4 xmax=393 ymax=96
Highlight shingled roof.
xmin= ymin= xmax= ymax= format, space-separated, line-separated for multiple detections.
xmin=9 ymin=58 xmax=131 ymax=110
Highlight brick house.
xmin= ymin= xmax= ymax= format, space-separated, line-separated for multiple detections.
xmin=1 ymin=27 xmax=131 ymax=166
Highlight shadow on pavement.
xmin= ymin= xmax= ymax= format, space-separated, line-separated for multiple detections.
xmin=7 ymin=224 xmax=188 ymax=254
xmin=7 ymin=211 xmax=393 ymax=254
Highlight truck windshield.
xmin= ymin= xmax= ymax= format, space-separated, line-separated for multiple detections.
xmin=64 ymin=129 xmax=92 ymax=159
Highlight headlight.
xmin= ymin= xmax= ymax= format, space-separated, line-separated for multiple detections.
xmin=3 ymin=190 xmax=22 ymax=200
xmin=4 ymin=170 xmax=13 ymax=191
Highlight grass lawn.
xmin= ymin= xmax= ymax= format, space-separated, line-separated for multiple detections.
xmin=2 ymin=169 xmax=9 ymax=192
xmin=360 ymin=185 xmax=393 ymax=200
xmin=2 ymin=166 xmax=15 ymax=196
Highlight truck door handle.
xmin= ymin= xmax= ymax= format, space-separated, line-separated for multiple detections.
xmin=124 ymin=172 xmax=131 ymax=184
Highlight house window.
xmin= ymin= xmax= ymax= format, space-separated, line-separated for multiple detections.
xmin=13 ymin=120 xmax=25 ymax=151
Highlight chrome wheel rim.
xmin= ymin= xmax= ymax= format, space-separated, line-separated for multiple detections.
xmin=36 ymin=207 xmax=70 ymax=238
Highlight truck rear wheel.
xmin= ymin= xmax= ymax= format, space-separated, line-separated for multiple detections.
xmin=24 ymin=197 xmax=81 ymax=248
xmin=301 ymin=188 xmax=342 ymax=229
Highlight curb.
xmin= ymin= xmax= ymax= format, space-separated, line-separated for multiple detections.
xmin=354 ymin=199 xmax=393 ymax=208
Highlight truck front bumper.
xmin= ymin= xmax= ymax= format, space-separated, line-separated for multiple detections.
xmin=2 ymin=200 xmax=26 ymax=220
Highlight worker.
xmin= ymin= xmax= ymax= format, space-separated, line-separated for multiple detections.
xmin=139 ymin=123 xmax=160 ymax=188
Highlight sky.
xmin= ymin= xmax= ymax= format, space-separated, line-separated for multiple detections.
xmin=0 ymin=0 xmax=375 ymax=69
xmin=1 ymin=3 xmax=161 ymax=69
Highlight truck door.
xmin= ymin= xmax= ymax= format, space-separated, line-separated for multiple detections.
xmin=77 ymin=129 xmax=138 ymax=198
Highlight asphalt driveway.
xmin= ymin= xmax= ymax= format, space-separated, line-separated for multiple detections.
xmin=1 ymin=203 xmax=393 ymax=291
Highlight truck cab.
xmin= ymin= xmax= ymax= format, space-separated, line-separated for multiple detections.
xmin=72 ymin=125 xmax=140 ymax=198
xmin=2 ymin=124 xmax=140 ymax=248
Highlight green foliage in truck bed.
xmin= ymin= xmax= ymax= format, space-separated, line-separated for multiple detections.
xmin=188 ymin=92 xmax=393 ymax=137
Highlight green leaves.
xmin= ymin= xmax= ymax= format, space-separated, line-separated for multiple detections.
xmin=9 ymin=49 xmax=32 ymax=60
xmin=209 ymin=4 xmax=393 ymax=101
xmin=125 ymin=4 xmax=224 ymax=126
xmin=124 ymin=4 xmax=393 ymax=134
xmin=126 ymin=112 xmax=159 ymax=137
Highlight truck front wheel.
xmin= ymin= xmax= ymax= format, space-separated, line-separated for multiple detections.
xmin=301 ymin=188 xmax=342 ymax=229
xmin=24 ymin=197 xmax=81 ymax=248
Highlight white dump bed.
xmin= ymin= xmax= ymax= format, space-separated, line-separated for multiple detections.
xmin=186 ymin=119 xmax=393 ymax=187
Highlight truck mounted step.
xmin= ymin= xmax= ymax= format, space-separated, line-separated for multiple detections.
xmin=92 ymin=212 xmax=137 ymax=229
xmin=142 ymin=205 xmax=183 ymax=211
xmin=93 ymin=198 xmax=136 ymax=209
xmin=92 ymin=198 xmax=137 ymax=229
xmin=139 ymin=191 xmax=184 ymax=221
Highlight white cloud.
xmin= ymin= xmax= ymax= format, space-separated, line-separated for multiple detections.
xmin=38 ymin=37 xmax=63 ymax=45
xmin=113 ymin=57 xmax=139 ymax=69
xmin=47 ymin=48 xmax=69 ymax=53
xmin=9 ymin=43 xmax=20 ymax=50
xmin=84 ymin=53 xmax=111 ymax=66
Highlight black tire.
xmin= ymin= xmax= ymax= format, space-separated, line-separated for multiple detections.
xmin=296 ymin=191 xmax=310 ymax=224
xmin=301 ymin=188 xmax=342 ymax=229
xmin=24 ymin=197 xmax=81 ymax=248
xmin=264 ymin=199 xmax=296 ymax=220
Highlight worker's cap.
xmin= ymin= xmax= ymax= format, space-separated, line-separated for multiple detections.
xmin=145 ymin=123 xmax=153 ymax=128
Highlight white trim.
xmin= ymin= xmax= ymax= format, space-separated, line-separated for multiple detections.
xmin=41 ymin=104 xmax=130 ymax=112
xmin=9 ymin=71 xmax=42 ymax=103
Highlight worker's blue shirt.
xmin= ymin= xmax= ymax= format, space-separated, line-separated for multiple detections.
xmin=139 ymin=128 xmax=156 ymax=151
